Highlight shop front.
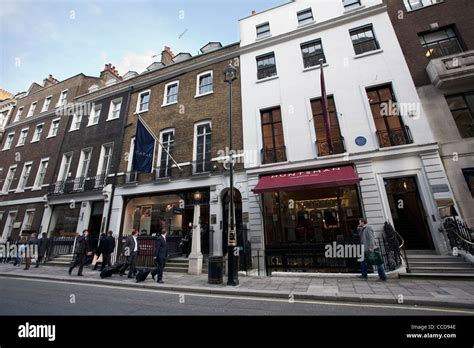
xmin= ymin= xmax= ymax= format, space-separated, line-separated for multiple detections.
xmin=253 ymin=165 xmax=364 ymax=273
xmin=121 ymin=188 xmax=211 ymax=258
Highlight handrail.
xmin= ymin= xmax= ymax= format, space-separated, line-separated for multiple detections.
xmin=394 ymin=229 xmax=405 ymax=250
xmin=446 ymin=226 xmax=474 ymax=245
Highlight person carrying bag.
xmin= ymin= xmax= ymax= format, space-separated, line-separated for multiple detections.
xmin=357 ymin=218 xmax=387 ymax=281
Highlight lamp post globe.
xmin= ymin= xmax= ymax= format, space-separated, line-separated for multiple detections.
xmin=224 ymin=63 xmax=239 ymax=286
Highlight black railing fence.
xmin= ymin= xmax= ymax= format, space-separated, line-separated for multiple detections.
xmin=49 ymin=175 xmax=107 ymax=195
xmin=444 ymin=217 xmax=473 ymax=254
xmin=255 ymin=223 xmax=404 ymax=276
xmin=48 ymin=236 xmax=76 ymax=260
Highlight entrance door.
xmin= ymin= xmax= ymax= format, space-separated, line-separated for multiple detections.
xmin=384 ymin=177 xmax=434 ymax=250
xmin=88 ymin=201 xmax=104 ymax=247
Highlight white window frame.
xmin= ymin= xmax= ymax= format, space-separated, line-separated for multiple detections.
xmin=1 ymin=211 xmax=17 ymax=241
xmin=107 ymin=97 xmax=122 ymax=120
xmin=26 ymin=101 xmax=37 ymax=118
xmin=136 ymin=90 xmax=151 ymax=113
xmin=47 ymin=118 xmax=61 ymax=138
xmin=192 ymin=120 xmax=212 ymax=174
xmin=157 ymin=129 xmax=175 ymax=177
xmin=16 ymin=161 xmax=33 ymax=192
xmin=97 ymin=143 xmax=114 ymax=177
xmin=41 ymin=95 xmax=52 ymax=112
xmin=127 ymin=137 xmax=135 ymax=172
xmin=16 ymin=127 xmax=29 ymax=147
xmin=256 ymin=22 xmax=271 ymax=40
xmin=56 ymin=90 xmax=68 ymax=108
xmin=195 ymin=71 xmax=214 ymax=97
xmin=21 ymin=209 xmax=35 ymax=232
xmin=32 ymin=158 xmax=49 ymax=190
xmin=58 ymin=152 xmax=73 ymax=182
xmin=70 ymin=113 xmax=82 ymax=131
xmin=297 ymin=8 xmax=314 ymax=26
xmin=87 ymin=104 xmax=102 ymax=126
xmin=76 ymin=148 xmax=92 ymax=179
xmin=2 ymin=132 xmax=15 ymax=151
xmin=2 ymin=165 xmax=17 ymax=194
xmin=31 ymin=123 xmax=45 ymax=143
xmin=404 ymin=0 xmax=441 ymax=11
xmin=13 ymin=107 xmax=23 ymax=123
xmin=162 ymin=81 xmax=179 ymax=106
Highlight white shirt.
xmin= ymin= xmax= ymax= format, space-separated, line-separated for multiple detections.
xmin=133 ymin=236 xmax=138 ymax=252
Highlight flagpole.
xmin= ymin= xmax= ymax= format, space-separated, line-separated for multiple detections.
xmin=320 ymin=59 xmax=333 ymax=154
xmin=134 ymin=112 xmax=182 ymax=171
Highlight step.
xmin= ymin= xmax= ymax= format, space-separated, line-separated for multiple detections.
xmin=409 ymin=261 xmax=471 ymax=267
xmin=408 ymin=267 xmax=474 ymax=273
xmin=405 ymin=250 xmax=438 ymax=255
xmin=400 ymin=272 xmax=474 ymax=280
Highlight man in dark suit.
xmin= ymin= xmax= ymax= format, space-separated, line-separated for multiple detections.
xmin=101 ymin=230 xmax=115 ymax=271
xmin=153 ymin=229 xmax=168 ymax=283
xmin=35 ymin=232 xmax=51 ymax=267
xmin=69 ymin=230 xmax=92 ymax=276
xmin=120 ymin=229 xmax=139 ymax=278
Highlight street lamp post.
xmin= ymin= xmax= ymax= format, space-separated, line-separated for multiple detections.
xmin=224 ymin=63 xmax=239 ymax=286
xmin=188 ymin=190 xmax=203 ymax=275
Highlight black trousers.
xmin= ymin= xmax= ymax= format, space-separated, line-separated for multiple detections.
xmin=121 ymin=252 xmax=137 ymax=276
xmin=69 ymin=254 xmax=86 ymax=275
xmin=101 ymin=253 xmax=112 ymax=270
xmin=152 ymin=257 xmax=166 ymax=281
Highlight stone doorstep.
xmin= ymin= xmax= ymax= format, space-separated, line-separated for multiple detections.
xmin=1 ymin=272 xmax=474 ymax=310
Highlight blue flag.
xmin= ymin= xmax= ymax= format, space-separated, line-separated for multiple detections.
xmin=132 ymin=118 xmax=155 ymax=173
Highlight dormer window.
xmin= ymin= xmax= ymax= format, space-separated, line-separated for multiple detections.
xmin=256 ymin=22 xmax=271 ymax=39
xmin=88 ymin=85 xmax=99 ymax=93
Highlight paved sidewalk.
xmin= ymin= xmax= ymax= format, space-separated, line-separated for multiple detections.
xmin=0 ymin=263 xmax=473 ymax=310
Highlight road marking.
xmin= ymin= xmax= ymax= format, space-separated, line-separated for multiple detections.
xmin=2 ymin=276 xmax=473 ymax=315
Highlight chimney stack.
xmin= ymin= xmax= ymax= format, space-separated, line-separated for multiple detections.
xmin=251 ymin=10 xmax=256 ymax=15
xmin=100 ymin=63 xmax=122 ymax=81
xmin=43 ymin=74 xmax=59 ymax=87
xmin=161 ymin=46 xmax=175 ymax=65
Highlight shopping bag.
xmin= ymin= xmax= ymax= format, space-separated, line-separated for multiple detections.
xmin=364 ymin=247 xmax=383 ymax=266
xmin=92 ymin=254 xmax=103 ymax=266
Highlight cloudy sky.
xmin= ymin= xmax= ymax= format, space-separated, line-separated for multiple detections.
xmin=0 ymin=0 xmax=283 ymax=94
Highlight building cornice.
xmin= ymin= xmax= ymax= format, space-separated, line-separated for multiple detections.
xmin=238 ymin=3 xmax=387 ymax=54
xmin=246 ymin=143 xmax=440 ymax=176
xmin=74 ymin=43 xmax=241 ymax=104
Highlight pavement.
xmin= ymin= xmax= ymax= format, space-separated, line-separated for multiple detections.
xmin=0 ymin=263 xmax=473 ymax=310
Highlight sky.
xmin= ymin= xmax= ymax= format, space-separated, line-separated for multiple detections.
xmin=0 ymin=0 xmax=284 ymax=94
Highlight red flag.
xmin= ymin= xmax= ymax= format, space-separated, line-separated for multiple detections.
xmin=320 ymin=60 xmax=333 ymax=154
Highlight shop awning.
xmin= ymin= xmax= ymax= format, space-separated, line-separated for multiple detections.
xmin=252 ymin=165 xmax=361 ymax=193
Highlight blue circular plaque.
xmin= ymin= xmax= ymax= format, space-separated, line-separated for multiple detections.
xmin=355 ymin=136 xmax=367 ymax=146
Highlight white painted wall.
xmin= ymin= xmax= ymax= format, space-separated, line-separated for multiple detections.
xmin=239 ymin=0 xmax=435 ymax=168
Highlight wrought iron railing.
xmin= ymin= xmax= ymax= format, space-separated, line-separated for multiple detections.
xmin=261 ymin=146 xmax=287 ymax=164
xmin=316 ymin=137 xmax=346 ymax=157
xmin=193 ymin=159 xmax=212 ymax=175
xmin=257 ymin=65 xmax=277 ymax=80
xmin=376 ymin=125 xmax=413 ymax=148
xmin=48 ymin=236 xmax=76 ymax=260
xmin=383 ymin=221 xmax=407 ymax=272
xmin=444 ymin=217 xmax=473 ymax=254
xmin=48 ymin=175 xmax=107 ymax=195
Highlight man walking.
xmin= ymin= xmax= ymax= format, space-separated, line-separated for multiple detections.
xmin=153 ymin=229 xmax=168 ymax=284
xmin=358 ymin=218 xmax=387 ymax=281
xmin=92 ymin=232 xmax=107 ymax=271
xmin=101 ymin=230 xmax=115 ymax=271
xmin=69 ymin=230 xmax=92 ymax=276
xmin=24 ymin=233 xmax=39 ymax=270
xmin=120 ymin=229 xmax=139 ymax=278
xmin=35 ymin=232 xmax=51 ymax=267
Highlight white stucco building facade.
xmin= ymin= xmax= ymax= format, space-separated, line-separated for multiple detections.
xmin=239 ymin=0 xmax=456 ymax=274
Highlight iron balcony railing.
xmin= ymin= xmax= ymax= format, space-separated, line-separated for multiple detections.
xmin=257 ymin=65 xmax=277 ymax=80
xmin=315 ymin=136 xmax=346 ymax=157
xmin=261 ymin=146 xmax=287 ymax=164
xmin=376 ymin=125 xmax=413 ymax=148
xmin=48 ymin=175 xmax=107 ymax=195
xmin=193 ymin=159 xmax=212 ymax=175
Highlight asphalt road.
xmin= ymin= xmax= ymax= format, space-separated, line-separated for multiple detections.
xmin=0 ymin=277 xmax=472 ymax=316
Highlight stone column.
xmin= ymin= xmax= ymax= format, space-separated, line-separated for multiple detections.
xmin=188 ymin=204 xmax=203 ymax=275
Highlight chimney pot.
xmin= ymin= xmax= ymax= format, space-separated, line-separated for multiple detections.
xmin=252 ymin=10 xmax=256 ymax=15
